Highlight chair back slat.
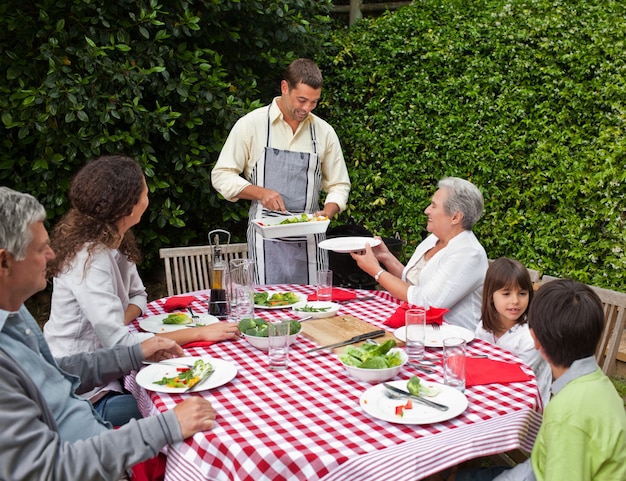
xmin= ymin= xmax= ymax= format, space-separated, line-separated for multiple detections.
xmin=588 ymin=285 xmax=626 ymax=376
xmin=159 ymin=244 xmax=248 ymax=297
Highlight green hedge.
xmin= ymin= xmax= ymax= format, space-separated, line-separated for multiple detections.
xmin=0 ymin=0 xmax=332 ymax=267
xmin=316 ymin=0 xmax=626 ymax=290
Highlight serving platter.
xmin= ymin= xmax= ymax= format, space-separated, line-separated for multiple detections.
xmin=252 ymin=215 xmax=330 ymax=239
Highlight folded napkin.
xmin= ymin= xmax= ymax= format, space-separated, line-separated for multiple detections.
xmin=181 ymin=340 xmax=216 ymax=349
xmin=307 ymin=288 xmax=357 ymax=302
xmin=162 ymin=295 xmax=196 ymax=312
xmin=383 ymin=302 xmax=449 ymax=328
xmin=465 ymin=357 xmax=533 ymax=387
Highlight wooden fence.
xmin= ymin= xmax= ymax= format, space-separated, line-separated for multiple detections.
xmin=332 ymin=0 xmax=412 ymax=25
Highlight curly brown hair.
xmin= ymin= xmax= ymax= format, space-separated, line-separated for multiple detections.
xmin=47 ymin=155 xmax=144 ymax=277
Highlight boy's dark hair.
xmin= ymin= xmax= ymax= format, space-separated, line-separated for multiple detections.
xmin=528 ymin=279 xmax=604 ymax=367
xmin=481 ymin=257 xmax=534 ymax=333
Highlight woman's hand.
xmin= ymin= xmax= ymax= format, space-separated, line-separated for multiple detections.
xmin=194 ymin=322 xmax=242 ymax=342
xmin=350 ymin=243 xmax=382 ymax=278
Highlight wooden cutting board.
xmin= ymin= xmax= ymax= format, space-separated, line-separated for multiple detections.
xmin=300 ymin=314 xmax=403 ymax=353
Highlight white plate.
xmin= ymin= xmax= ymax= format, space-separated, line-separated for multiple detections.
xmin=253 ymin=291 xmax=307 ymax=309
xmin=393 ymin=324 xmax=475 ymax=348
xmin=291 ymin=301 xmax=341 ymax=319
xmin=139 ymin=313 xmax=219 ymax=333
xmin=136 ymin=356 xmax=237 ymax=393
xmin=252 ymin=215 xmax=330 ymax=239
xmin=318 ymin=236 xmax=382 ymax=253
xmin=360 ymin=379 xmax=468 ymax=424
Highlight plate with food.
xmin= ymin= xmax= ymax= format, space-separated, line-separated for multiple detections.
xmin=139 ymin=313 xmax=219 ymax=333
xmin=291 ymin=301 xmax=341 ymax=319
xmin=360 ymin=378 xmax=468 ymax=424
xmin=136 ymin=356 xmax=237 ymax=393
xmin=318 ymin=236 xmax=382 ymax=253
xmin=253 ymin=291 xmax=306 ymax=309
xmin=393 ymin=324 xmax=475 ymax=348
xmin=252 ymin=214 xmax=330 ymax=239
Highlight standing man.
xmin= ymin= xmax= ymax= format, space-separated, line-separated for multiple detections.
xmin=0 ymin=186 xmax=217 ymax=480
xmin=212 ymin=58 xmax=351 ymax=284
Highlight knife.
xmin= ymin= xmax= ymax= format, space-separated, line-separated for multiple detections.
xmin=336 ymin=296 xmax=377 ymax=304
xmin=383 ymin=383 xmax=449 ymax=411
xmin=184 ymin=366 xmax=215 ymax=392
xmin=305 ymin=329 xmax=387 ymax=353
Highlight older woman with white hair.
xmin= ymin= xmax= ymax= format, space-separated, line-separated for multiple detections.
xmin=351 ymin=177 xmax=488 ymax=330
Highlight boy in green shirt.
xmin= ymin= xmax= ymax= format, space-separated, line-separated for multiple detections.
xmin=456 ymin=279 xmax=626 ymax=481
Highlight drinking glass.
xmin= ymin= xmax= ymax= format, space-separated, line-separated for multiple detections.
xmin=443 ymin=337 xmax=466 ymax=391
xmin=405 ymin=307 xmax=426 ymax=361
xmin=316 ymin=269 xmax=333 ymax=302
xmin=229 ymin=259 xmax=255 ymax=322
xmin=268 ymin=320 xmax=291 ymax=370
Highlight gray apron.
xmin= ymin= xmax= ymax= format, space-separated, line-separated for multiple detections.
xmin=247 ymin=108 xmax=328 ymax=284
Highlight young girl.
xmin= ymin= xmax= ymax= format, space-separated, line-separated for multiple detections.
xmin=476 ymin=257 xmax=551 ymax=406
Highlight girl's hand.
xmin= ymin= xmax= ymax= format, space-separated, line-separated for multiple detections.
xmin=195 ymin=322 xmax=241 ymax=342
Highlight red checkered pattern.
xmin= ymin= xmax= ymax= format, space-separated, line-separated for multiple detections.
xmin=126 ymin=285 xmax=542 ymax=481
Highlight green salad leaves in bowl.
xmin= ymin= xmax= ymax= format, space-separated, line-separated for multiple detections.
xmin=238 ymin=318 xmax=302 ymax=351
xmin=339 ymin=339 xmax=407 ymax=382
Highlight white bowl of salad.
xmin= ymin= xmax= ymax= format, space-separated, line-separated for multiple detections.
xmin=339 ymin=341 xmax=407 ymax=383
xmin=238 ymin=318 xmax=301 ymax=352
xmin=291 ymin=301 xmax=340 ymax=319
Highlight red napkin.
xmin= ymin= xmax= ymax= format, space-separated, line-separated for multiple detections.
xmin=181 ymin=341 xmax=216 ymax=349
xmin=162 ymin=295 xmax=196 ymax=312
xmin=307 ymin=288 xmax=357 ymax=302
xmin=131 ymin=453 xmax=166 ymax=481
xmin=383 ymin=302 xmax=449 ymax=328
xmin=465 ymin=357 xmax=533 ymax=387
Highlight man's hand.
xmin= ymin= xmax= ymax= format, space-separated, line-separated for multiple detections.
xmin=140 ymin=336 xmax=184 ymax=362
xmin=174 ymin=397 xmax=217 ymax=437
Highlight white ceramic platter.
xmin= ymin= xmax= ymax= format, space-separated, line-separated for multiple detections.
xmin=252 ymin=216 xmax=330 ymax=239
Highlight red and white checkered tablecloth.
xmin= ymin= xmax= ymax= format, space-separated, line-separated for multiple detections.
xmin=126 ymin=285 xmax=542 ymax=481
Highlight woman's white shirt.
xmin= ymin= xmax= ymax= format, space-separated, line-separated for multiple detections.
xmin=403 ymin=230 xmax=488 ymax=331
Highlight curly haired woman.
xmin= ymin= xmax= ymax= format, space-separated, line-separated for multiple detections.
xmin=44 ymin=155 xmax=240 ymax=426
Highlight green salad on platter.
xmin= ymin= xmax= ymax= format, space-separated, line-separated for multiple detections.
xmin=254 ymin=291 xmax=301 ymax=307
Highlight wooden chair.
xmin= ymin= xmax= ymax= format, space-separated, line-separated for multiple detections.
xmin=539 ymin=274 xmax=560 ymax=285
xmin=539 ymin=274 xmax=626 ymax=376
xmin=588 ymin=285 xmax=626 ymax=376
xmin=159 ymin=243 xmax=248 ymax=296
xmin=487 ymin=258 xmax=541 ymax=284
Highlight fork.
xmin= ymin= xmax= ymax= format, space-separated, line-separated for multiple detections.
xmin=187 ymin=307 xmax=200 ymax=325
xmin=429 ymin=323 xmax=441 ymax=331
